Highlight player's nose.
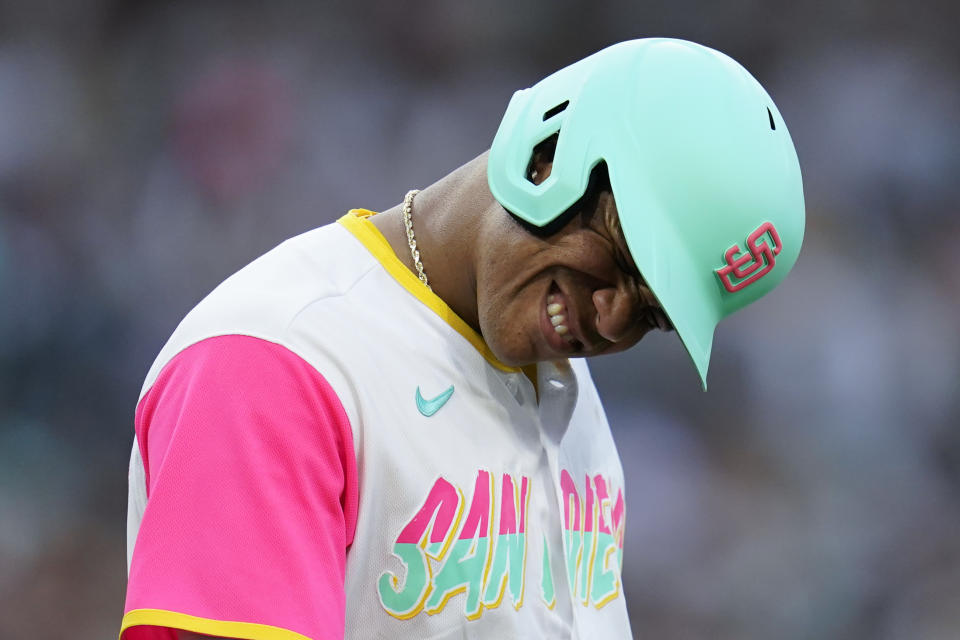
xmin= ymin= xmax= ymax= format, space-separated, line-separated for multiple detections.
xmin=592 ymin=284 xmax=643 ymax=345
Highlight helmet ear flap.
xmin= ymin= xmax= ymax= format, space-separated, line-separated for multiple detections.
xmin=508 ymin=154 xmax=610 ymax=238
xmin=524 ymin=133 xmax=559 ymax=186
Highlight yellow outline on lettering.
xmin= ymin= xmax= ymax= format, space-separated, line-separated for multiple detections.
xmin=480 ymin=473 xmax=531 ymax=612
xmin=581 ymin=481 xmax=599 ymax=607
xmin=425 ymin=471 xmax=496 ymax=621
xmin=540 ymin=534 xmax=557 ymax=611
xmin=380 ymin=483 xmax=465 ymax=620
xmin=592 ymin=543 xmax=622 ymax=610
xmin=517 ymin=474 xmax=531 ymax=610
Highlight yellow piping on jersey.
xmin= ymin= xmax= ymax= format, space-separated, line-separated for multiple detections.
xmin=340 ymin=210 xmax=520 ymax=374
xmin=120 ymin=609 xmax=311 ymax=640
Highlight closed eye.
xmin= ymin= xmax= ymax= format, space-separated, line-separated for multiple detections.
xmin=649 ymin=307 xmax=674 ymax=332
xmin=635 ymin=285 xmax=673 ymax=333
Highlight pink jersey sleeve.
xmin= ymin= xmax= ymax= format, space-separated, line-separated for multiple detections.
xmin=121 ymin=335 xmax=358 ymax=640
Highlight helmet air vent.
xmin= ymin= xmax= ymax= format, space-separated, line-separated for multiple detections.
xmin=543 ymin=100 xmax=570 ymax=121
xmin=767 ymin=107 xmax=776 ymax=130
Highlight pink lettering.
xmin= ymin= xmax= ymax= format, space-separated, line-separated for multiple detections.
xmin=611 ymin=488 xmax=625 ymax=548
xmin=519 ymin=476 xmax=528 ymax=534
xmin=593 ymin=475 xmax=612 ymax=536
xmin=458 ymin=470 xmax=493 ymax=540
xmin=396 ymin=477 xmax=461 ymax=545
xmin=497 ymin=474 xmax=529 ymax=535
xmin=560 ymin=469 xmax=581 ymax=532
xmin=583 ymin=474 xmax=595 ymax=533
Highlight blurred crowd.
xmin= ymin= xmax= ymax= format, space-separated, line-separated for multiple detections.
xmin=1 ymin=1 xmax=958 ymax=638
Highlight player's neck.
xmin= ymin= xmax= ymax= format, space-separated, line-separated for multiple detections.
xmin=370 ymin=152 xmax=491 ymax=334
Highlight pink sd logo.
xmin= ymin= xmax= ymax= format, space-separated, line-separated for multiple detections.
xmin=715 ymin=222 xmax=782 ymax=293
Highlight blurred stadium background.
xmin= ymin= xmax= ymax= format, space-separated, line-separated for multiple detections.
xmin=1 ymin=1 xmax=959 ymax=638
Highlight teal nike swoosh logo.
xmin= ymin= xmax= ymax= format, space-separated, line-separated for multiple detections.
xmin=416 ymin=385 xmax=455 ymax=417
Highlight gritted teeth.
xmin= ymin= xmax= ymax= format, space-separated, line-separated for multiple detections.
xmin=546 ymin=293 xmax=575 ymax=343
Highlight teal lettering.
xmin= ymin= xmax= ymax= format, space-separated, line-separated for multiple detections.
xmin=482 ymin=532 xmax=526 ymax=609
xmin=377 ymin=542 xmax=431 ymax=619
xmin=541 ymin=534 xmax=556 ymax=608
xmin=426 ymin=537 xmax=491 ymax=619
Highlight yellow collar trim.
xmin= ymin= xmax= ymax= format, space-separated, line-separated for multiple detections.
xmin=339 ymin=210 xmax=519 ymax=373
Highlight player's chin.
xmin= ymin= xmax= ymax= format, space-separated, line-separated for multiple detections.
xmin=484 ymin=330 xmax=540 ymax=369
xmin=488 ymin=342 xmax=532 ymax=369
xmin=480 ymin=307 xmax=553 ymax=367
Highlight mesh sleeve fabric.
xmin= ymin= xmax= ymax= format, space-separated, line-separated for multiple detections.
xmin=122 ymin=335 xmax=358 ymax=640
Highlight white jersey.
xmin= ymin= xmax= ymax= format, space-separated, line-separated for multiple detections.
xmin=122 ymin=210 xmax=632 ymax=640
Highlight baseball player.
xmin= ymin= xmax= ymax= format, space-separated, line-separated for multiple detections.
xmin=121 ymin=38 xmax=804 ymax=639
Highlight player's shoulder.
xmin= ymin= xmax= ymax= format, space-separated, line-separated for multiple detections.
xmin=140 ymin=219 xmax=374 ymax=397
xmin=176 ymin=219 xmax=375 ymax=337
xmin=215 ymin=220 xmax=376 ymax=309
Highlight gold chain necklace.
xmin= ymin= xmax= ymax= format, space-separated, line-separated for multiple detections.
xmin=402 ymin=189 xmax=431 ymax=291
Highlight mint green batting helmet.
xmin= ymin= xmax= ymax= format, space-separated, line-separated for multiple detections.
xmin=487 ymin=38 xmax=805 ymax=389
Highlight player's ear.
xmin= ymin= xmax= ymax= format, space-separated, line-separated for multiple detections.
xmin=509 ymin=136 xmax=609 ymax=239
xmin=525 ymin=133 xmax=557 ymax=186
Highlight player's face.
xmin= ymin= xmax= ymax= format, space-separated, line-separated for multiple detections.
xmin=476 ymin=188 xmax=673 ymax=367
